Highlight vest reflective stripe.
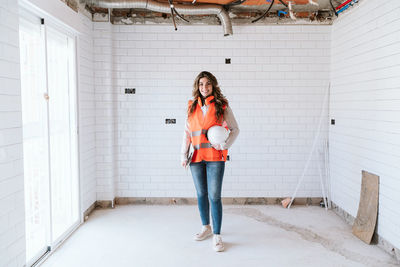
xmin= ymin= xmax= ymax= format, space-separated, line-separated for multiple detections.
xmin=191 ymin=130 xmax=201 ymax=137
xmin=193 ymin=143 xmax=213 ymax=150
xmin=187 ymin=95 xmax=228 ymax=163
xmin=191 ymin=129 xmax=208 ymax=137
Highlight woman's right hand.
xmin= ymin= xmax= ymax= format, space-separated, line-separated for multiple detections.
xmin=181 ymin=160 xmax=187 ymax=168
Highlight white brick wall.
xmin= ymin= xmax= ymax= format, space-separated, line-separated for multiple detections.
xmin=93 ymin=24 xmax=331 ymax=198
xmin=78 ymin=13 xmax=97 ymax=212
xmin=331 ymin=0 xmax=400 ymax=249
xmin=93 ymin=22 xmax=117 ymax=201
xmin=0 ymin=1 xmax=26 ymax=267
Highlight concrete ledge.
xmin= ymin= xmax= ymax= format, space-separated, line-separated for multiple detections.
xmin=86 ymin=197 xmax=323 ymax=215
xmin=96 ymin=199 xmax=115 ymax=209
xmin=83 ymin=202 xmax=96 ymax=221
xmin=331 ymin=201 xmax=355 ymax=225
xmin=116 ymin=197 xmax=197 ymax=205
xmin=115 ymin=197 xmax=323 ymax=206
xmin=331 ymin=202 xmax=400 ymax=264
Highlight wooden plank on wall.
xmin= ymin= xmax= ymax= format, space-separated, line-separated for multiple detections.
xmin=352 ymin=170 xmax=379 ymax=244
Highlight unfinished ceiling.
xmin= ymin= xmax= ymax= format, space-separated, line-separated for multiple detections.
xmin=78 ymin=0 xmax=357 ymax=35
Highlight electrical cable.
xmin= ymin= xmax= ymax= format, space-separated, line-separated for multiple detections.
xmin=173 ymin=8 xmax=190 ymax=22
xmin=167 ymin=0 xmax=189 ymax=31
xmin=288 ymin=83 xmax=330 ymax=209
xmin=329 ymin=0 xmax=338 ymax=16
xmin=335 ymin=0 xmax=352 ymax=10
xmin=168 ymin=0 xmax=177 ymax=30
xmin=278 ymin=0 xmax=288 ymax=7
xmin=251 ymin=0 xmax=275 ymax=23
xmin=336 ymin=0 xmax=358 ymax=14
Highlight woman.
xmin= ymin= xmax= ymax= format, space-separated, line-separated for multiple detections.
xmin=181 ymin=71 xmax=239 ymax=252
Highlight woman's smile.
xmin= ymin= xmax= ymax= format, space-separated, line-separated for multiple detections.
xmin=199 ymin=77 xmax=213 ymax=98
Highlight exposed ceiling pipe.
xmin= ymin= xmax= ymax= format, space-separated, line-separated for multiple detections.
xmin=288 ymin=1 xmax=296 ymax=20
xmin=82 ymin=0 xmax=233 ymax=36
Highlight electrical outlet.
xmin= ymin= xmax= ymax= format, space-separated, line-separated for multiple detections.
xmin=227 ymin=155 xmax=230 ymax=161
xmin=331 ymin=119 xmax=335 ymax=125
xmin=165 ymin=119 xmax=176 ymax=124
xmin=225 ymin=58 xmax=231 ymax=64
xmin=125 ymin=88 xmax=136 ymax=94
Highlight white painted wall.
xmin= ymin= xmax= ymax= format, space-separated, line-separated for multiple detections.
xmin=93 ymin=24 xmax=331 ymax=198
xmin=330 ymin=0 xmax=400 ymax=250
xmin=93 ymin=22 xmax=118 ymax=201
xmin=78 ymin=13 xmax=97 ymax=212
xmin=0 ymin=1 xmax=26 ymax=267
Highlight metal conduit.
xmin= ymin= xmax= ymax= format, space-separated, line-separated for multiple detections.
xmin=83 ymin=0 xmax=233 ymax=36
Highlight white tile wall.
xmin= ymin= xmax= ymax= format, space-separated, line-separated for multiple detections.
xmin=78 ymin=13 xmax=97 ymax=212
xmin=0 ymin=1 xmax=26 ymax=267
xmin=93 ymin=22 xmax=117 ymax=201
xmin=331 ymin=0 xmax=400 ymax=250
xmin=93 ymin=24 xmax=331 ymax=198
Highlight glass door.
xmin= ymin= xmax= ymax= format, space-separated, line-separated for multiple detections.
xmin=19 ymin=14 xmax=50 ymax=265
xmin=46 ymin=25 xmax=79 ymax=244
xmin=19 ymin=11 xmax=80 ymax=266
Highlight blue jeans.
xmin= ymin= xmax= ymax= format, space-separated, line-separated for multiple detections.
xmin=190 ymin=161 xmax=225 ymax=235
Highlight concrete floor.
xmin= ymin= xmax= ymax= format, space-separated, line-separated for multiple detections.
xmin=40 ymin=205 xmax=398 ymax=267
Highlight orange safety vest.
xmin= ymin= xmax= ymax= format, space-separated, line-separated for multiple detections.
xmin=188 ymin=95 xmax=228 ymax=162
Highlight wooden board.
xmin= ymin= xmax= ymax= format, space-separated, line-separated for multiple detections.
xmin=352 ymin=170 xmax=379 ymax=244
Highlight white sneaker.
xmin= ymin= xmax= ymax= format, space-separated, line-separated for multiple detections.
xmin=194 ymin=225 xmax=212 ymax=241
xmin=213 ymin=234 xmax=225 ymax=252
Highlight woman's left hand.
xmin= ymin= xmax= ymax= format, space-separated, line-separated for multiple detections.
xmin=212 ymin=144 xmax=223 ymax=150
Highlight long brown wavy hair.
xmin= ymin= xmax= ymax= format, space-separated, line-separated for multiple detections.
xmin=188 ymin=71 xmax=228 ymax=122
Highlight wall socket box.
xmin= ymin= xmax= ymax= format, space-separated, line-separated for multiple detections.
xmin=125 ymin=88 xmax=136 ymax=94
xmin=165 ymin=119 xmax=176 ymax=124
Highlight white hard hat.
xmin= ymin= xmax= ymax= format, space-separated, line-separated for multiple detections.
xmin=207 ymin=125 xmax=229 ymax=145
